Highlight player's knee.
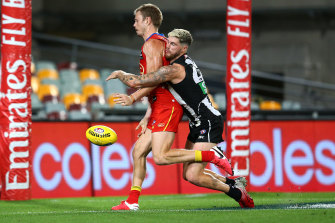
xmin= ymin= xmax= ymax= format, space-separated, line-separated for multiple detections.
xmin=152 ymin=154 xmax=168 ymax=165
xmin=132 ymin=145 xmax=147 ymax=159
xmin=132 ymin=149 xmax=141 ymax=160
xmin=185 ymin=170 xmax=201 ymax=185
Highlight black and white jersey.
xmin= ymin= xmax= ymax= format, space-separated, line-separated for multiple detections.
xmin=169 ymin=54 xmax=222 ymax=128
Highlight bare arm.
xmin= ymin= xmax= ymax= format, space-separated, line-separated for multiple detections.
xmin=106 ymin=39 xmax=167 ymax=105
xmin=133 ymin=39 xmax=165 ymax=98
xmin=107 ymin=64 xmax=182 ymax=88
xmin=131 ymin=39 xmax=162 ymax=135
xmin=106 ymin=39 xmax=168 ymax=103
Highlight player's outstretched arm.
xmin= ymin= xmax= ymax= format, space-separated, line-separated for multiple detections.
xmin=111 ymin=93 xmax=133 ymax=106
xmin=105 ymin=64 xmax=180 ymax=88
xmin=111 ymin=87 xmax=154 ymax=106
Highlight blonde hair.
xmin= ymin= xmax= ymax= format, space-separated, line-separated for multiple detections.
xmin=134 ymin=3 xmax=163 ymax=28
xmin=168 ymin=29 xmax=193 ymax=46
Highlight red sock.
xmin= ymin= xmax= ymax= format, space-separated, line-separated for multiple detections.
xmin=201 ymin=151 xmax=215 ymax=162
xmin=126 ymin=188 xmax=141 ymax=204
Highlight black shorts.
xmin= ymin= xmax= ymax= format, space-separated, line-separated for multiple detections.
xmin=187 ymin=115 xmax=224 ymax=143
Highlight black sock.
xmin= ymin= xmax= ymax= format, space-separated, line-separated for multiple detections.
xmin=226 ymin=185 xmax=242 ymax=201
xmin=225 ymin=178 xmax=235 ymax=186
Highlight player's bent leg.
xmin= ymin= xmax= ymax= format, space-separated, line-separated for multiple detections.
xmin=184 ymin=162 xmax=253 ymax=208
xmin=210 ymin=146 xmax=233 ymax=175
xmin=203 ymin=169 xmax=247 ymax=188
xmin=151 ymin=131 xmax=176 ymax=165
xmin=187 ymin=141 xmax=233 ymax=175
xmin=184 ymin=162 xmax=230 ymax=193
xmin=151 ymin=133 xmax=226 ymax=166
xmin=150 ymin=133 xmax=233 ymax=176
xmin=184 ymin=142 xmax=226 ymax=188
xmin=111 ymin=130 xmax=152 ymax=211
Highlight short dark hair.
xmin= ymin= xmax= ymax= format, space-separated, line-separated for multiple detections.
xmin=168 ymin=29 xmax=193 ymax=46
xmin=134 ymin=4 xmax=163 ymax=28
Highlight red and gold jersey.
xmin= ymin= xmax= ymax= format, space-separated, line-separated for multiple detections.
xmin=139 ymin=33 xmax=176 ymax=105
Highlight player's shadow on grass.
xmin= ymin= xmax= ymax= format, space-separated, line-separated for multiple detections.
xmin=194 ymin=201 xmax=335 ymax=211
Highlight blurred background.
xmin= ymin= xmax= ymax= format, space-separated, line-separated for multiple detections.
xmin=29 ymin=0 xmax=335 ymax=121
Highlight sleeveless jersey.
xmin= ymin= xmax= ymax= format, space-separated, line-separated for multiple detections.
xmin=139 ymin=33 xmax=175 ymax=105
xmin=169 ymin=54 xmax=222 ymax=127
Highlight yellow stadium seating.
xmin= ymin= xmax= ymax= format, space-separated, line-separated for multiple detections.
xmin=260 ymin=100 xmax=281 ymax=110
xmin=82 ymin=84 xmax=105 ymax=105
xmin=37 ymin=84 xmax=59 ymax=102
xmin=79 ymin=69 xmax=100 ymax=83
xmin=63 ymin=93 xmax=86 ymax=110
xmin=37 ymin=69 xmax=59 ymax=81
xmin=82 ymin=84 xmax=104 ymax=99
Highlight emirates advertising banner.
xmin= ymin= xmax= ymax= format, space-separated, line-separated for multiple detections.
xmin=29 ymin=121 xmax=334 ymax=199
xmin=0 ymin=0 xmax=32 ymax=200
xmin=226 ymin=0 xmax=252 ymax=177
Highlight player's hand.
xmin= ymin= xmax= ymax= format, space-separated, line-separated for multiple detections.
xmin=111 ymin=93 xmax=133 ymax=106
xmin=105 ymin=70 xmax=126 ymax=81
xmin=136 ymin=117 xmax=149 ymax=137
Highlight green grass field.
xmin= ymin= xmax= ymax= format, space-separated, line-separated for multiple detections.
xmin=1 ymin=192 xmax=335 ymax=223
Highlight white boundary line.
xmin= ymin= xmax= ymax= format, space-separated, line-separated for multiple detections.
xmin=1 ymin=203 xmax=334 ymax=216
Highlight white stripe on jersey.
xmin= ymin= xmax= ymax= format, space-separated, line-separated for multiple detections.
xmin=167 ymin=84 xmax=186 ymax=105
xmin=207 ymin=119 xmax=211 ymax=143
xmin=168 ymin=84 xmax=201 ymax=126
xmin=202 ymin=97 xmax=221 ymax=116
xmin=185 ymin=58 xmax=204 ymax=84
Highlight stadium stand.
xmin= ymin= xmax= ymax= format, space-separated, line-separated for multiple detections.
xmin=104 ymin=80 xmax=128 ymax=108
xmin=37 ymin=69 xmax=59 ymax=81
xmin=82 ymin=84 xmax=105 ymax=106
xmin=104 ymin=78 xmax=127 ymax=93
xmin=100 ymin=68 xmax=114 ymax=80
xmin=63 ymin=93 xmax=86 ymax=111
xmin=33 ymin=60 xmax=293 ymax=121
xmin=60 ymin=83 xmax=82 ymax=98
xmin=111 ymin=103 xmax=134 ymax=111
xmin=67 ymin=110 xmax=91 ymax=121
xmin=33 ymin=60 xmax=317 ymax=121
xmin=45 ymin=102 xmax=67 ymax=120
xmin=90 ymin=102 xmax=111 ymax=120
xmin=35 ymin=60 xmax=57 ymax=72
xmin=31 ymin=93 xmax=44 ymax=111
xmin=57 ymin=61 xmax=78 ymax=71
xmin=83 ymin=79 xmax=103 ymax=87
xmin=41 ymin=78 xmax=61 ymax=90
xmin=37 ymin=84 xmax=60 ymax=104
xmin=59 ymin=69 xmax=80 ymax=82
xmin=33 ymin=59 xmax=300 ymax=121
xmin=79 ymin=68 xmax=100 ymax=83
xmin=282 ymin=100 xmax=301 ymax=110
xmin=214 ymin=93 xmax=226 ymax=110
xmin=251 ymin=101 xmax=260 ymax=110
